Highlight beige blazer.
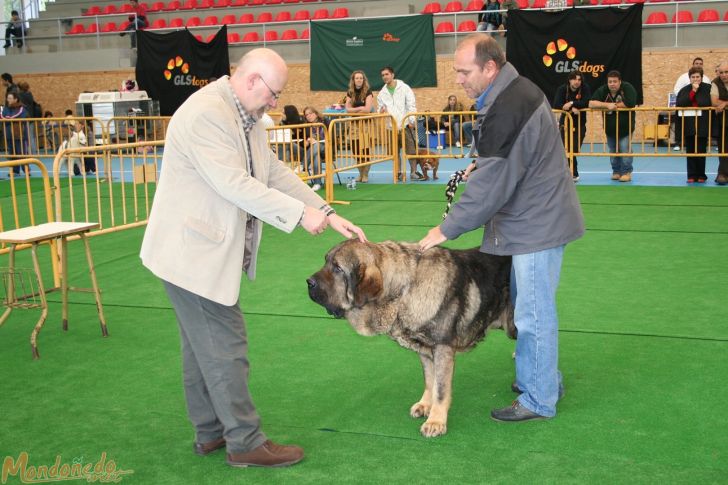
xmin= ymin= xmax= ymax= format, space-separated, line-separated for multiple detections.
xmin=140 ymin=77 xmax=325 ymax=305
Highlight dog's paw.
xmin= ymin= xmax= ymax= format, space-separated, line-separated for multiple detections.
xmin=433 ymin=175 xmax=439 ymax=180
xmin=410 ymin=401 xmax=431 ymax=418
xmin=420 ymin=419 xmax=447 ymax=438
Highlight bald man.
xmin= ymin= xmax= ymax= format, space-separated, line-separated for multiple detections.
xmin=419 ymin=34 xmax=584 ymax=423
xmin=141 ymin=49 xmax=366 ymax=468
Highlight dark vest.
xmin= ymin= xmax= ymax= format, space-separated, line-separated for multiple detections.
xmin=713 ymin=77 xmax=728 ymax=101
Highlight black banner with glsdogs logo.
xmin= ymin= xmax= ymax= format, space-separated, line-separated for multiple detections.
xmin=506 ymin=5 xmax=643 ymax=104
xmin=136 ymin=26 xmax=230 ymax=116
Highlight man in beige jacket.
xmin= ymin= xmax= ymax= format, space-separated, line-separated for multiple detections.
xmin=140 ymin=48 xmax=366 ymax=468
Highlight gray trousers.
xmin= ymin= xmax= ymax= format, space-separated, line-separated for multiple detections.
xmin=163 ymin=280 xmax=267 ymax=453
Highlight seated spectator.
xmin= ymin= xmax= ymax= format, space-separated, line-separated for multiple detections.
xmin=441 ymin=95 xmax=465 ymax=148
xmin=477 ymin=0 xmax=502 ymax=33
xmin=120 ymin=0 xmax=148 ymax=49
xmin=302 ymin=106 xmax=329 ymax=191
xmin=279 ymin=104 xmax=305 ymax=166
xmin=3 ymin=11 xmax=26 ymax=49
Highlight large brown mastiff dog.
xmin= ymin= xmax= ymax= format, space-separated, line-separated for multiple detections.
xmin=307 ymin=239 xmax=515 ymax=437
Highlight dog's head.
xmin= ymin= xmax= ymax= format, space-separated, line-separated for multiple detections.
xmin=307 ymin=239 xmax=383 ymax=322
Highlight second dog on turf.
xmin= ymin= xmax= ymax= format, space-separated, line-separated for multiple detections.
xmin=307 ymin=239 xmax=515 ymax=437
xmin=415 ymin=149 xmax=439 ymax=181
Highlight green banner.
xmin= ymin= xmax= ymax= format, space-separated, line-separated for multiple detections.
xmin=310 ymin=15 xmax=436 ymax=91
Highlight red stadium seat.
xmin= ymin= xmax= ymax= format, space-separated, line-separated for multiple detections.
xmin=312 ymin=8 xmax=328 ymax=19
xmin=199 ymin=0 xmax=216 ymax=7
xmin=214 ymin=0 xmax=230 ymax=6
xmin=84 ymin=6 xmax=102 ymax=16
xmin=203 ymin=15 xmax=219 ymax=25
xmin=294 ymin=10 xmax=310 ymax=20
xmin=66 ymin=24 xmax=85 ymax=34
xmin=232 ymin=0 xmax=247 ymax=4
xmin=118 ymin=20 xmax=131 ymax=30
xmin=601 ymin=0 xmax=622 ymax=4
xmin=164 ymin=0 xmax=181 ymax=10
xmin=150 ymin=18 xmax=167 ymax=28
xmin=227 ymin=32 xmax=240 ymax=42
xmin=435 ymin=21 xmax=454 ymax=33
xmin=644 ymin=11 xmax=667 ymax=24
xmin=102 ymin=4 xmax=118 ymax=14
xmin=242 ymin=31 xmax=260 ymax=42
xmin=266 ymin=0 xmax=283 ymax=4
xmin=422 ymin=2 xmax=442 ymax=13
xmin=671 ymin=10 xmax=694 ymax=23
xmin=194 ymin=34 xmax=202 ymax=40
xmin=284 ymin=0 xmax=301 ymax=3
xmin=221 ymin=14 xmax=237 ymax=24
xmin=119 ymin=4 xmax=135 ymax=13
xmin=302 ymin=0 xmax=318 ymax=3
xmin=697 ymin=9 xmax=720 ymax=22
xmin=646 ymin=0 xmax=669 ymax=3
xmin=264 ymin=30 xmax=278 ymax=41
xmin=274 ymin=11 xmax=291 ymax=21
xmin=186 ymin=16 xmax=201 ymax=27
xmin=444 ymin=1 xmax=464 ymax=12
xmin=464 ymin=0 xmax=484 ymax=11
xmin=101 ymin=21 xmax=118 ymax=32
xmin=281 ymin=29 xmax=297 ymax=40
xmin=239 ymin=13 xmax=254 ymax=23
xmin=332 ymin=7 xmax=348 ymax=18
xmin=725 ymin=10 xmax=728 ymax=21
xmin=625 ymin=0 xmax=645 ymax=4
xmin=206 ymin=33 xmax=217 ymax=42
xmin=149 ymin=1 xmax=166 ymax=10
xmin=256 ymin=11 xmax=273 ymax=22
xmin=516 ymin=0 xmax=529 ymax=7
xmin=249 ymin=0 xmax=264 ymax=4
xmin=169 ymin=17 xmax=185 ymax=27
xmin=531 ymin=0 xmax=547 ymax=8
xmin=180 ymin=0 xmax=197 ymax=10
xmin=86 ymin=23 xmax=99 ymax=33
xmin=457 ymin=20 xmax=477 ymax=31
xmin=300 ymin=27 xmax=309 ymax=39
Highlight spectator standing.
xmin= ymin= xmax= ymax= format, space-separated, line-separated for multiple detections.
xmin=17 ymin=81 xmax=40 ymax=155
xmin=2 ymin=73 xmax=19 ymax=99
xmin=589 ymin=70 xmax=638 ymax=182
xmin=676 ymin=67 xmax=712 ymax=183
xmin=672 ymin=58 xmax=712 ymax=151
xmin=345 ymin=70 xmax=374 ymax=183
xmin=441 ymin=94 xmax=465 ymax=148
xmin=552 ymin=71 xmax=591 ymax=181
xmin=711 ymin=61 xmax=728 ymax=185
xmin=377 ymin=66 xmax=418 ymax=180
xmin=1 ymin=92 xmax=29 ymax=174
xmin=3 ymin=11 xmax=25 ymax=49
xmin=280 ymin=104 xmax=305 ymax=167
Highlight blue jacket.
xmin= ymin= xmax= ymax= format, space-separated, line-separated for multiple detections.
xmin=1 ymin=104 xmax=29 ymax=141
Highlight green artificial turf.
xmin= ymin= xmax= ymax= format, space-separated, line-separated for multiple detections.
xmin=0 ymin=184 xmax=726 ymax=484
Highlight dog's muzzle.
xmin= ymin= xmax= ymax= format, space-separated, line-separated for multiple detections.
xmin=306 ymin=276 xmax=344 ymax=318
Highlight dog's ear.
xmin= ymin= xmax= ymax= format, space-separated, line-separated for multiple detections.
xmin=354 ymin=263 xmax=382 ymax=307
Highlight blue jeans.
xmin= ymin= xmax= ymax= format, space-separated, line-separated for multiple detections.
xmin=462 ymin=121 xmax=473 ymax=145
xmin=510 ymin=245 xmax=565 ymax=417
xmin=606 ymin=134 xmax=633 ymax=175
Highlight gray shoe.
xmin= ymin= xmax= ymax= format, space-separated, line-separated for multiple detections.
xmin=491 ymin=401 xmax=549 ymax=422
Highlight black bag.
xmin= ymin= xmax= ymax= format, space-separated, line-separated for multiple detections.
xmin=32 ymin=101 xmax=42 ymax=118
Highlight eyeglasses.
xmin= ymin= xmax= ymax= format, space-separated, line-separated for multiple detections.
xmin=719 ymin=71 xmax=728 ymax=75
xmin=259 ymin=76 xmax=280 ymax=100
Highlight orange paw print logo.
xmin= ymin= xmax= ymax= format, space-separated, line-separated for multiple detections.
xmin=542 ymin=38 xmax=576 ymax=67
xmin=163 ymin=55 xmax=190 ymax=80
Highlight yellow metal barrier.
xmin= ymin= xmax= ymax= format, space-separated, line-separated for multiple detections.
xmin=103 ymin=116 xmax=171 ymax=144
xmin=51 ymin=140 xmax=163 ymax=234
xmin=1 ymin=117 xmax=105 ymax=159
xmin=325 ymin=113 xmax=397 ymax=204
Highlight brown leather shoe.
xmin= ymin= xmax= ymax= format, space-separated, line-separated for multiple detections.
xmin=193 ymin=437 xmax=226 ymax=456
xmin=226 ymin=440 xmax=304 ymax=468
xmin=716 ymin=174 xmax=728 ymax=185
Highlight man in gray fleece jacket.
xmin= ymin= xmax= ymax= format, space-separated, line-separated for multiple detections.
xmin=420 ymin=34 xmax=584 ymax=422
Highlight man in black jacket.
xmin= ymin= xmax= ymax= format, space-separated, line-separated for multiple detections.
xmin=553 ymin=71 xmax=591 ymax=181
